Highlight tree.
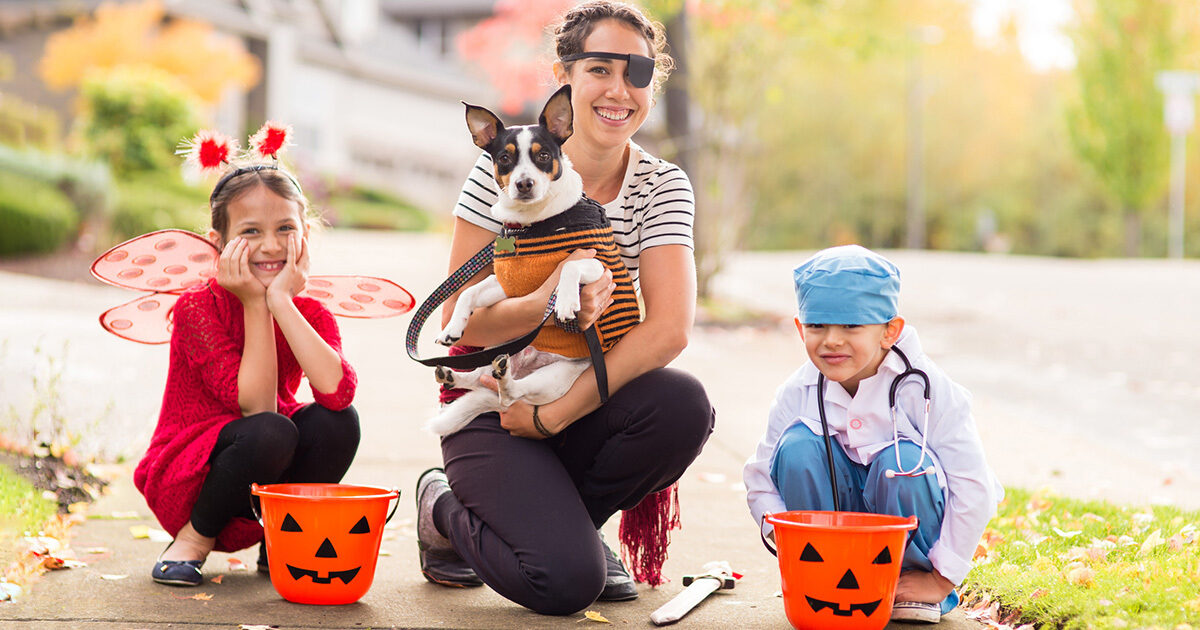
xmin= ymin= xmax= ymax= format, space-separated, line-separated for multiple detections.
xmin=38 ymin=0 xmax=260 ymax=104
xmin=1065 ymin=0 xmax=1191 ymax=256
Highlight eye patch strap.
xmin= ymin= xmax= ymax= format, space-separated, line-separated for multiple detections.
xmin=560 ymin=52 xmax=654 ymax=88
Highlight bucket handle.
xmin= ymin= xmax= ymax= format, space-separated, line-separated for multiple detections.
xmin=383 ymin=488 xmax=401 ymax=524
xmin=761 ymin=513 xmax=778 ymax=557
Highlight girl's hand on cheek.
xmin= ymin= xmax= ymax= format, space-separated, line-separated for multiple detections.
xmin=267 ymin=232 xmax=308 ymax=305
xmin=217 ymin=237 xmax=266 ymax=303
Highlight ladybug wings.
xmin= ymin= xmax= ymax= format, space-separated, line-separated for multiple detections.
xmin=92 ymin=230 xmax=415 ymax=344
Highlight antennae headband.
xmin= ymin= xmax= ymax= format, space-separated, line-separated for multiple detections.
xmin=209 ymin=164 xmax=303 ymax=204
xmin=560 ymin=52 xmax=654 ymax=88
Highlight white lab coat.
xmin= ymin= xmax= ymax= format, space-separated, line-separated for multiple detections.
xmin=743 ymin=325 xmax=1003 ymax=585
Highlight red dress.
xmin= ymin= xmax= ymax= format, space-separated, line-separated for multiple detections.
xmin=133 ymin=279 xmax=357 ymax=552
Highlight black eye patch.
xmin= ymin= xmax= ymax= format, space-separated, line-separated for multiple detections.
xmin=560 ymin=52 xmax=654 ymax=88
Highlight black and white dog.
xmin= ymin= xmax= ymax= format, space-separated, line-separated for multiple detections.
xmin=428 ymin=85 xmax=638 ymax=436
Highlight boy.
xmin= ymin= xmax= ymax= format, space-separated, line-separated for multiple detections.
xmin=743 ymin=245 xmax=1002 ymax=624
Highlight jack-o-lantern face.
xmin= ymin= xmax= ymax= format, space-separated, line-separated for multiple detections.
xmin=798 ymin=541 xmax=897 ymax=618
xmin=275 ymin=511 xmax=374 ymax=585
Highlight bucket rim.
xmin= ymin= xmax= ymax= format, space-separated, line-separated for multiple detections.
xmin=250 ymin=482 xmax=399 ymax=501
xmin=766 ymin=510 xmax=918 ymax=533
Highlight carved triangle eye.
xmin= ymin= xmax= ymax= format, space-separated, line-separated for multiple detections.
xmin=872 ymin=546 xmax=892 ymax=564
xmin=281 ymin=513 xmax=302 ymax=532
xmin=350 ymin=516 xmax=370 ymax=534
xmin=800 ymin=542 xmax=823 ymax=562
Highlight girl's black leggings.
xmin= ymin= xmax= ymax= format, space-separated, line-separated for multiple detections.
xmin=189 ymin=404 xmax=360 ymax=538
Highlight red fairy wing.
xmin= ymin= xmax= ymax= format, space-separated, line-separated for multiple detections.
xmin=99 ymin=293 xmax=181 ymax=344
xmin=300 ymin=275 xmax=415 ymax=318
xmin=91 ymin=229 xmax=217 ymax=293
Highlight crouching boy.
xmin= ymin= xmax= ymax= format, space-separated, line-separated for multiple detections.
xmin=743 ymin=245 xmax=1003 ymax=624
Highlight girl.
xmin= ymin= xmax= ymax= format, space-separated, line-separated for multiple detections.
xmin=136 ymin=159 xmax=360 ymax=586
xmin=415 ymin=0 xmax=714 ymax=615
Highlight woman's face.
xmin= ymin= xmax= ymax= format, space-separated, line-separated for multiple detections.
xmin=558 ymin=19 xmax=654 ymax=151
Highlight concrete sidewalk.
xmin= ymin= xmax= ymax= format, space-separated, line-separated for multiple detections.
xmin=13 ymin=228 xmax=1193 ymax=628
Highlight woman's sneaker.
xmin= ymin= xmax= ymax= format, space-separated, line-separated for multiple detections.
xmin=415 ymin=467 xmax=483 ymax=587
xmin=597 ymin=532 xmax=637 ymax=601
xmin=890 ymin=600 xmax=941 ymax=623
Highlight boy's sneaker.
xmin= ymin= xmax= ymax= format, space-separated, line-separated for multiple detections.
xmin=597 ymin=532 xmax=637 ymax=601
xmin=416 ymin=467 xmax=483 ymax=587
xmin=890 ymin=600 xmax=941 ymax=623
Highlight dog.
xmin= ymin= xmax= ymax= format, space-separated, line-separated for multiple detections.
xmin=428 ymin=85 xmax=639 ymax=436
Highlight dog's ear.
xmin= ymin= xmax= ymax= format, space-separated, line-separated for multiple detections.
xmin=539 ymin=85 xmax=573 ymax=144
xmin=464 ymin=102 xmax=504 ymax=150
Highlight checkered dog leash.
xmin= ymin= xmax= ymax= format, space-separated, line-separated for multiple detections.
xmin=405 ymin=241 xmax=609 ymax=402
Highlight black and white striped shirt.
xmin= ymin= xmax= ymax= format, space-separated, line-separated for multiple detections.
xmin=452 ymin=141 xmax=695 ymax=289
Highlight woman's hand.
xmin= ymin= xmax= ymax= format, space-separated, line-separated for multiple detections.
xmin=267 ymin=232 xmax=309 ymax=308
xmin=552 ymin=249 xmax=616 ymax=330
xmin=477 ymin=375 xmax=563 ymax=439
xmin=217 ymin=237 xmax=266 ymax=304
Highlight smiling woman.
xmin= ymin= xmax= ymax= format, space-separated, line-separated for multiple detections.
xmin=413 ymin=0 xmax=715 ymax=617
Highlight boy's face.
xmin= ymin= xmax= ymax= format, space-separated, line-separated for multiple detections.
xmin=796 ymin=318 xmax=905 ymax=395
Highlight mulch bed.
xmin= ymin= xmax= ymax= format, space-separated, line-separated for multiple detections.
xmin=0 ymin=449 xmax=107 ymax=512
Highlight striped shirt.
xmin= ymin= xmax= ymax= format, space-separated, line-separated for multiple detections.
xmin=453 ymin=140 xmax=695 ymax=290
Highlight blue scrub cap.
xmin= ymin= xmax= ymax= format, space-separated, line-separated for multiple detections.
xmin=793 ymin=245 xmax=900 ymax=325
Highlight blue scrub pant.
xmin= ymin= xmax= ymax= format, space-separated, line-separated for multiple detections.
xmin=769 ymin=422 xmax=958 ymax=614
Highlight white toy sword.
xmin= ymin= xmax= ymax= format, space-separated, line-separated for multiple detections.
xmin=649 ymin=560 xmax=739 ymax=626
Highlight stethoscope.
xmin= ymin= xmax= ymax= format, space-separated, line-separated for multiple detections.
xmin=815 ymin=345 xmax=936 ymax=512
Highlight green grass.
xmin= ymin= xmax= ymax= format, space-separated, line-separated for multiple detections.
xmin=0 ymin=462 xmax=57 ymax=569
xmin=963 ymin=487 xmax=1200 ymax=628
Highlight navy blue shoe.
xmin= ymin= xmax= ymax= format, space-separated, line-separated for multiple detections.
xmin=151 ymin=542 xmax=204 ymax=586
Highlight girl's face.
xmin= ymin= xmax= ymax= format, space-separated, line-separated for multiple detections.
xmin=212 ymin=184 xmax=307 ymax=287
xmin=557 ymin=19 xmax=654 ymax=151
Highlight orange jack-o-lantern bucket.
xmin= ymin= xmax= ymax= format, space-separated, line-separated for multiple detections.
xmin=251 ymin=483 xmax=399 ymax=605
xmin=766 ymin=511 xmax=918 ymax=630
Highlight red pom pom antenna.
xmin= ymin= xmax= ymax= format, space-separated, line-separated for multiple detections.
xmin=178 ymin=130 xmax=237 ymax=172
xmin=250 ymin=121 xmax=292 ymax=159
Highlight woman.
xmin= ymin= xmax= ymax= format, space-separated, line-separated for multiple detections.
xmin=415 ymin=0 xmax=714 ymax=615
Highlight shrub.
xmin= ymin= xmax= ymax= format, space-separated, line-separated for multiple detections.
xmin=77 ymin=66 xmax=200 ymax=176
xmin=322 ymin=185 xmax=430 ymax=231
xmin=111 ymin=173 xmax=208 ymax=239
xmin=0 ymin=170 xmax=78 ymax=256
xmin=0 ymin=145 xmax=112 ymax=221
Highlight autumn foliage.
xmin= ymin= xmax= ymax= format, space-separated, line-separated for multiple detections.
xmin=38 ymin=0 xmax=260 ymax=104
xmin=456 ymin=0 xmax=575 ymax=115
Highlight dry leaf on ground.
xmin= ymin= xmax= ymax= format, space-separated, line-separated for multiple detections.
xmin=583 ymin=610 xmax=612 ymax=623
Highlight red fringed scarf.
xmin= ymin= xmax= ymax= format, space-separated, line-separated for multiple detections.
xmin=618 ymin=483 xmax=681 ymax=587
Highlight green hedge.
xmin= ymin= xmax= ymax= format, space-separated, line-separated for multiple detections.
xmin=111 ymin=174 xmax=208 ymax=239
xmin=0 ymin=170 xmax=78 ymax=256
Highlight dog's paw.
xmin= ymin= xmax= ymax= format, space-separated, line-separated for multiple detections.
xmin=491 ymin=354 xmax=509 ymax=380
xmin=435 ymin=327 xmax=462 ymax=347
xmin=553 ymin=292 xmax=582 ymax=324
xmin=434 ymin=366 xmax=455 ymax=386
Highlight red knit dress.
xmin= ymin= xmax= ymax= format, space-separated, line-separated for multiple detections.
xmin=133 ymin=279 xmax=357 ymax=552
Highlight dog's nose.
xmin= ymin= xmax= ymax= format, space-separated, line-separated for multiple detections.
xmin=515 ymin=178 xmax=534 ymax=196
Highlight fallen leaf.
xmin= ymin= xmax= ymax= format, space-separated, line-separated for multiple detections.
xmin=190 ymin=592 xmax=213 ymax=601
xmin=129 ymin=525 xmax=150 ymax=539
xmin=1052 ymin=527 xmax=1081 ymax=539
xmin=148 ymin=528 xmax=172 ymax=543
xmin=1030 ymin=588 xmax=1048 ymax=599
xmin=1138 ymin=529 xmax=1165 ymax=556
xmin=1065 ymin=563 xmax=1094 ymax=587
xmin=83 ymin=547 xmax=109 ymax=554
xmin=228 ymin=558 xmax=248 ymax=571
xmin=100 ymin=574 xmax=128 ymax=580
xmin=583 ymin=610 xmax=611 ymax=623
xmin=211 ymin=575 xmax=224 ymax=584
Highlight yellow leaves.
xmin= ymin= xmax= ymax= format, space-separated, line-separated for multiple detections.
xmin=582 ymin=611 xmax=611 ymax=623
xmin=172 ymin=592 xmax=213 ymax=600
xmin=1137 ymin=529 xmax=1165 ymax=557
xmin=1064 ymin=561 xmax=1095 ymax=587
xmin=37 ymin=0 xmax=260 ymax=102
xmin=129 ymin=525 xmax=149 ymax=539
xmin=210 ymin=574 xmax=224 ymax=584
